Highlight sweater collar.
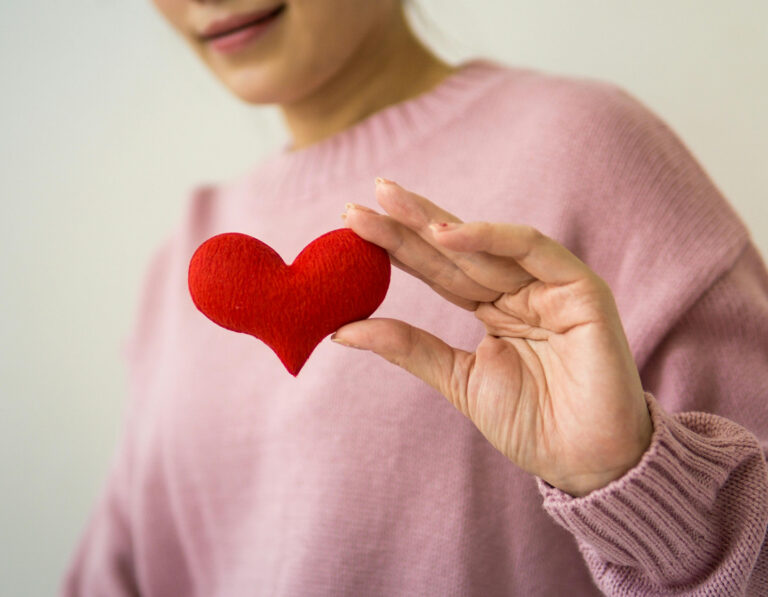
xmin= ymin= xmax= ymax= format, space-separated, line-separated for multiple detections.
xmin=244 ymin=58 xmax=510 ymax=199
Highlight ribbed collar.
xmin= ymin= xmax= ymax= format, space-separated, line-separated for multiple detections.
xmin=243 ymin=57 xmax=511 ymax=199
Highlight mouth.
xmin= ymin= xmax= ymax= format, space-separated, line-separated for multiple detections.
xmin=199 ymin=4 xmax=287 ymax=43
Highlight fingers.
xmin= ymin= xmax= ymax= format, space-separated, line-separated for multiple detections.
xmin=473 ymin=301 xmax=552 ymax=340
xmin=346 ymin=178 xmax=593 ymax=300
xmin=373 ymin=177 xmax=462 ymax=231
xmin=331 ymin=318 xmax=474 ymax=417
xmin=432 ymin=221 xmax=591 ymax=286
xmin=343 ymin=202 xmax=499 ymax=303
xmin=374 ymin=180 xmax=539 ymax=293
xmin=389 ymin=255 xmax=480 ymax=311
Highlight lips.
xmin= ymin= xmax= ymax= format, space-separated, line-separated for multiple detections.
xmin=199 ymin=4 xmax=286 ymax=41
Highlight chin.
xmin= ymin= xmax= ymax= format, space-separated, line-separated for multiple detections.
xmin=210 ymin=59 xmax=323 ymax=106
xmin=223 ymin=74 xmax=282 ymax=105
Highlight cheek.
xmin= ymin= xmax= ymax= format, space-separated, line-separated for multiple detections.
xmin=285 ymin=1 xmax=391 ymax=70
xmin=294 ymin=0 xmax=389 ymax=43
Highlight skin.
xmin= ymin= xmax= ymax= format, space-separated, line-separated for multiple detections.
xmin=152 ymin=0 xmax=653 ymax=497
xmin=151 ymin=0 xmax=456 ymax=148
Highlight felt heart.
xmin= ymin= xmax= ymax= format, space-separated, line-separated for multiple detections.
xmin=188 ymin=229 xmax=391 ymax=376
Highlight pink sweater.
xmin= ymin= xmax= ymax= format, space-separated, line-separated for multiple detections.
xmin=63 ymin=59 xmax=768 ymax=596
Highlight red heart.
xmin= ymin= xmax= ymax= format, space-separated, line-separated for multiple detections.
xmin=188 ymin=229 xmax=391 ymax=375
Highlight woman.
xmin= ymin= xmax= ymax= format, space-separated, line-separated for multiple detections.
xmin=63 ymin=1 xmax=768 ymax=595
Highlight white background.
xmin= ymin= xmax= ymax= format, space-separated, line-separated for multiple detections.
xmin=1 ymin=1 xmax=766 ymax=594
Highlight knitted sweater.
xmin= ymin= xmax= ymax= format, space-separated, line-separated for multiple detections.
xmin=62 ymin=58 xmax=768 ymax=596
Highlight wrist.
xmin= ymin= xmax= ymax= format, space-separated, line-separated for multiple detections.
xmin=549 ymin=400 xmax=654 ymax=497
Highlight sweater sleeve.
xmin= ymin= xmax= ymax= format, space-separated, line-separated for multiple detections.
xmin=538 ymin=241 xmax=768 ymax=596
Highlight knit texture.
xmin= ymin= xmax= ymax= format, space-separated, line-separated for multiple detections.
xmin=62 ymin=58 xmax=768 ymax=596
xmin=187 ymin=230 xmax=391 ymax=375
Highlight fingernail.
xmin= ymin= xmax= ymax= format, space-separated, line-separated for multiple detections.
xmin=375 ymin=177 xmax=395 ymax=186
xmin=331 ymin=334 xmax=361 ymax=349
xmin=345 ymin=202 xmax=377 ymax=214
xmin=429 ymin=221 xmax=460 ymax=232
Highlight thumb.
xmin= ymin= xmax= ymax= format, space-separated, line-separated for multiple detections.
xmin=331 ymin=318 xmax=473 ymax=413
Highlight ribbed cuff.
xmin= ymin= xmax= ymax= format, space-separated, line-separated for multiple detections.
xmin=538 ymin=392 xmax=759 ymax=585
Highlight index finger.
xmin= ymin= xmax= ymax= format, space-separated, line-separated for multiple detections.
xmin=374 ymin=179 xmax=534 ymax=292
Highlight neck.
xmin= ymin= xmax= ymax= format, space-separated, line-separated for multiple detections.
xmin=279 ymin=9 xmax=456 ymax=151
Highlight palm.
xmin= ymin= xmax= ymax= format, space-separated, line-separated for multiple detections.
xmin=337 ymin=180 xmax=651 ymax=496
xmin=464 ymin=280 xmax=644 ymax=494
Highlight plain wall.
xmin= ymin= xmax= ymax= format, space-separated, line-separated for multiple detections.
xmin=1 ymin=1 xmax=766 ymax=594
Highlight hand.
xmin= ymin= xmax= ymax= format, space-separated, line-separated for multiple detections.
xmin=333 ymin=178 xmax=652 ymax=497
